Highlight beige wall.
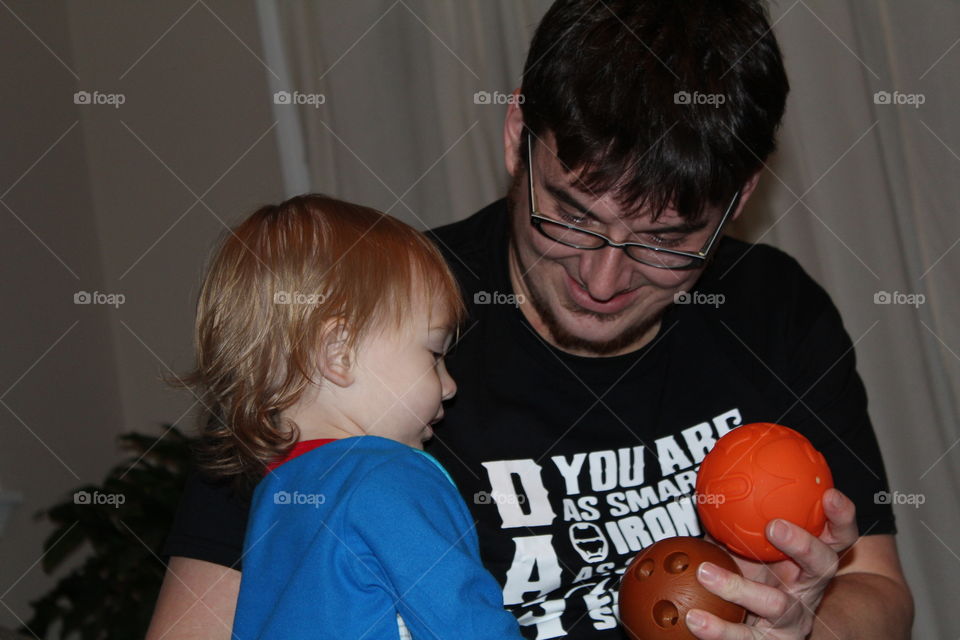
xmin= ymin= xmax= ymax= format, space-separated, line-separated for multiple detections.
xmin=0 ymin=0 xmax=285 ymax=628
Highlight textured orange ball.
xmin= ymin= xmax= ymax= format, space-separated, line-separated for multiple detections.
xmin=618 ymin=537 xmax=746 ymax=640
xmin=695 ymin=423 xmax=833 ymax=562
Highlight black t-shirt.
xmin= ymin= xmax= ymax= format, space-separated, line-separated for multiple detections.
xmin=163 ymin=198 xmax=895 ymax=639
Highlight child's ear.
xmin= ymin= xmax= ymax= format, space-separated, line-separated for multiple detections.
xmin=318 ymin=320 xmax=355 ymax=388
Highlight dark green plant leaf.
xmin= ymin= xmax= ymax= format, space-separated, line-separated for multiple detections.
xmin=23 ymin=425 xmax=193 ymax=639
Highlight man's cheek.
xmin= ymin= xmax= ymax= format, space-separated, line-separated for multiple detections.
xmin=645 ymin=271 xmax=699 ymax=293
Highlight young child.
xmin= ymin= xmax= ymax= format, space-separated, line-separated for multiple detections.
xmin=177 ymin=194 xmax=523 ymax=639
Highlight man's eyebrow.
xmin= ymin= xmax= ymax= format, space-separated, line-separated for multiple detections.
xmin=545 ymin=182 xmax=599 ymax=220
xmin=544 ymin=181 xmax=710 ymax=234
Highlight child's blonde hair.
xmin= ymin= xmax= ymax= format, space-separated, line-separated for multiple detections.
xmin=171 ymin=194 xmax=466 ymax=486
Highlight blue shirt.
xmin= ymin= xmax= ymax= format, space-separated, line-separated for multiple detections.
xmin=232 ymin=435 xmax=524 ymax=639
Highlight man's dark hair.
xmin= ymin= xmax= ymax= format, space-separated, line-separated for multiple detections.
xmin=520 ymin=0 xmax=789 ymax=220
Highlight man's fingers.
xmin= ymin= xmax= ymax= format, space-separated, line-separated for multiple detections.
xmin=766 ymin=519 xmax=839 ymax=583
xmin=685 ymin=491 xmax=859 ymax=638
xmin=820 ymin=488 xmax=859 ymax=549
xmin=685 ymin=608 xmax=757 ymax=640
xmin=696 ymin=561 xmax=794 ymax=621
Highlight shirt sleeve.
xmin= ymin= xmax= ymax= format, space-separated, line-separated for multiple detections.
xmin=346 ymin=451 xmax=524 ymax=640
xmin=161 ymin=467 xmax=249 ymax=569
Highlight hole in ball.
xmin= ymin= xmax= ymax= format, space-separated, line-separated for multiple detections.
xmin=664 ymin=552 xmax=689 ymax=573
xmin=652 ymin=600 xmax=679 ymax=628
xmin=635 ymin=558 xmax=654 ymax=579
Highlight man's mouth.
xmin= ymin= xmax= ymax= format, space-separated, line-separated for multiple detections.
xmin=564 ymin=271 xmax=639 ymax=315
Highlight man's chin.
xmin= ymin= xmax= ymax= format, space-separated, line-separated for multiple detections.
xmin=538 ymin=300 xmax=663 ymax=356
xmin=563 ymin=301 xmax=629 ymax=323
xmin=513 ymin=253 xmax=667 ymax=356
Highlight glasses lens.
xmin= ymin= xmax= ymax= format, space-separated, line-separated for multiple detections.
xmin=625 ymin=245 xmax=699 ymax=269
xmin=538 ymin=219 xmax=607 ymax=250
xmin=537 ymin=219 xmax=701 ymax=268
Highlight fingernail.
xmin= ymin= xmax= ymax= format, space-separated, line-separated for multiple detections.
xmin=831 ymin=491 xmax=844 ymax=509
xmin=771 ymin=519 xmax=790 ymax=542
xmin=687 ymin=610 xmax=706 ymax=630
xmin=698 ymin=562 xmax=719 ymax=583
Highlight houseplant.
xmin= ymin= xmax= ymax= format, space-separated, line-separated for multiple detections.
xmin=23 ymin=426 xmax=192 ymax=639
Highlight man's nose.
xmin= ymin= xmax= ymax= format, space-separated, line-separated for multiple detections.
xmin=577 ymin=247 xmax=632 ymax=301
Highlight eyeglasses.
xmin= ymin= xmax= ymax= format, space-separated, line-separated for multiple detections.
xmin=525 ymin=131 xmax=741 ymax=270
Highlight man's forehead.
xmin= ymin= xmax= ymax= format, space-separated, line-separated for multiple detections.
xmin=547 ymin=175 xmax=709 ymax=228
xmin=535 ymin=134 xmax=711 ymax=226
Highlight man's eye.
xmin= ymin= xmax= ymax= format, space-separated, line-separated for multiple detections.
xmin=643 ymin=233 xmax=686 ymax=248
xmin=557 ymin=209 xmax=588 ymax=226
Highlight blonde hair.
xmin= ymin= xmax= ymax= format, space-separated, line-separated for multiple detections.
xmin=170 ymin=194 xmax=466 ymax=486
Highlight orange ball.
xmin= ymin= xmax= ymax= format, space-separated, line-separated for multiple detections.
xmin=618 ymin=537 xmax=746 ymax=640
xmin=695 ymin=423 xmax=833 ymax=562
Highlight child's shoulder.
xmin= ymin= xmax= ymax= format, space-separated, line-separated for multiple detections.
xmin=256 ymin=436 xmax=470 ymax=533
xmin=341 ymin=436 xmax=456 ymax=490
xmin=409 ymin=448 xmax=456 ymax=487
xmin=339 ymin=439 xmax=470 ymax=532
xmin=255 ymin=437 xmax=460 ymax=512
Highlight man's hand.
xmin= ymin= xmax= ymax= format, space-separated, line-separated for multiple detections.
xmin=684 ymin=487 xmax=857 ymax=640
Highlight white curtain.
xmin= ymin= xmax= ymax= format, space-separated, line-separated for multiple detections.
xmin=258 ymin=0 xmax=553 ymax=229
xmin=261 ymin=2 xmax=960 ymax=637
xmin=744 ymin=4 xmax=960 ymax=638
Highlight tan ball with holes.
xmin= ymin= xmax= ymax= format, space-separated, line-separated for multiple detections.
xmin=618 ymin=536 xmax=746 ymax=639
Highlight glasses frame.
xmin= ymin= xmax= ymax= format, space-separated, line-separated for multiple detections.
xmin=525 ymin=131 xmax=741 ymax=270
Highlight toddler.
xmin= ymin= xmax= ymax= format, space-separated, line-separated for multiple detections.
xmin=177 ymin=194 xmax=523 ymax=639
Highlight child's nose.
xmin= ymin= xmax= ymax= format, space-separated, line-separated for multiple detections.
xmin=441 ymin=370 xmax=457 ymax=401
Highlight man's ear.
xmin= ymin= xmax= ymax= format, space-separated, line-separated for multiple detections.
xmin=317 ymin=320 xmax=355 ymax=388
xmin=731 ymin=170 xmax=762 ymax=222
xmin=503 ymin=88 xmax=525 ymax=177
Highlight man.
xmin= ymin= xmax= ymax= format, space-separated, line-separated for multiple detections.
xmin=147 ymin=1 xmax=913 ymax=638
